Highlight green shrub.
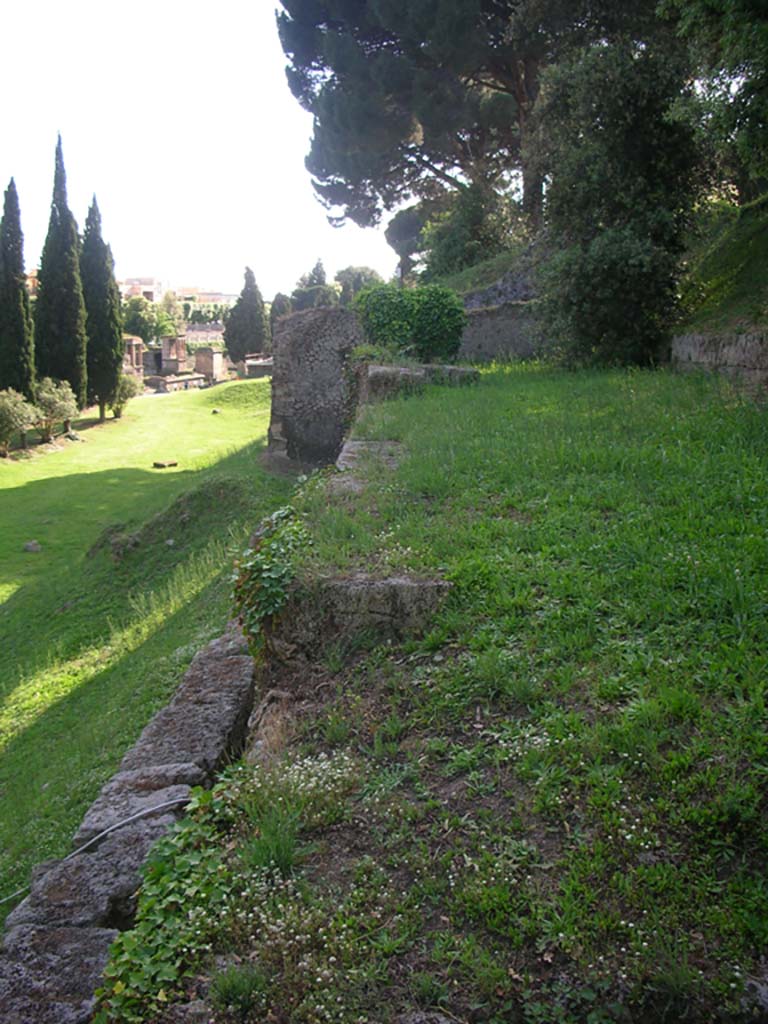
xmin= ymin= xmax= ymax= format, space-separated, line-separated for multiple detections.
xmin=32 ymin=377 xmax=78 ymax=442
xmin=109 ymin=374 xmax=143 ymax=419
xmin=410 ymin=285 xmax=467 ymax=362
xmin=354 ymin=284 xmax=466 ymax=363
xmin=232 ymin=506 xmax=309 ymax=653
xmin=0 ymin=388 xmax=36 ymax=455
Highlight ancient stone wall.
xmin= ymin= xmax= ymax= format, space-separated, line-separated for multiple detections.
xmin=0 ymin=625 xmax=256 ymax=1023
xmin=267 ymin=307 xmax=364 ymax=468
xmin=671 ymin=331 xmax=768 ymax=391
xmin=459 ymin=301 xmax=542 ymax=362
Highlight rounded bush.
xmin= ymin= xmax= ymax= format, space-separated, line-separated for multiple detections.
xmin=354 ymin=283 xmax=466 ymax=363
xmin=410 ymin=285 xmax=466 ymax=362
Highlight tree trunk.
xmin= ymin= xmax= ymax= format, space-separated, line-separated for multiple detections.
xmin=522 ymin=159 xmax=544 ymax=228
xmin=99 ymin=399 xmax=106 ymax=422
xmin=511 ymin=57 xmax=544 ymax=229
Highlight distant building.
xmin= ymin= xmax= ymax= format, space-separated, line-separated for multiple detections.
xmin=194 ymin=347 xmax=228 ymax=383
xmin=119 ymin=277 xmax=166 ymax=302
xmin=122 ymin=335 xmax=144 ymax=379
xmin=26 ymin=270 xmax=39 ymax=297
xmin=186 ymin=323 xmax=225 ymax=347
xmin=142 ymin=334 xmax=187 ymax=376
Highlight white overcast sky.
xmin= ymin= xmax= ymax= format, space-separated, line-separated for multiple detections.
xmin=0 ymin=0 xmax=397 ymax=298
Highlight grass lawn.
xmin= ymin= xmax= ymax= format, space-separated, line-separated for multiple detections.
xmin=0 ymin=379 xmax=291 ymax=921
xmin=97 ymin=366 xmax=768 ymax=1023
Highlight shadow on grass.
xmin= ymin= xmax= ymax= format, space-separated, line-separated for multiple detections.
xmin=0 ymin=571 xmax=231 ymax=922
xmin=0 ymin=438 xmax=292 ymax=696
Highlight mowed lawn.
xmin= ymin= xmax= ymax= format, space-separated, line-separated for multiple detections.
xmin=0 ymin=380 xmax=290 ymax=919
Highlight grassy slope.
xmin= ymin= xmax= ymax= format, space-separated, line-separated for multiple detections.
xmin=429 ymin=246 xmax=526 ymax=295
xmin=681 ymin=194 xmax=768 ymax=333
xmin=0 ymin=381 xmax=291 ymax=920
xmin=98 ymin=367 xmax=767 ymax=1023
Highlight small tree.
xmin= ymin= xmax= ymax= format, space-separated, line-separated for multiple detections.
xmin=109 ymin=374 xmax=142 ymax=419
xmin=536 ymin=44 xmax=700 ymax=365
xmin=0 ymin=388 xmax=35 ymax=456
xmin=122 ymin=296 xmax=157 ymax=345
xmin=0 ymin=180 xmax=35 ymax=398
xmin=81 ymin=197 xmax=123 ymax=421
xmin=33 ymin=377 xmax=77 ymax=442
xmin=269 ymin=292 xmax=292 ymax=332
xmin=35 ymin=137 xmax=88 ymax=407
xmin=335 ymin=266 xmax=383 ymax=306
xmin=224 ymin=267 xmax=268 ymax=362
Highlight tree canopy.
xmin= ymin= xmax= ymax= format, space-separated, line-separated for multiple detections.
xmin=277 ymin=0 xmax=665 ymax=229
xmin=0 ymin=179 xmax=34 ymax=398
xmin=34 ymin=137 xmax=88 ymax=408
xmin=224 ymin=267 xmax=268 ymax=362
xmin=81 ymin=197 xmax=124 ymax=421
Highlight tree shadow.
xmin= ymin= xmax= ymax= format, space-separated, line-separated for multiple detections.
xmin=0 ymin=438 xmax=289 ymax=694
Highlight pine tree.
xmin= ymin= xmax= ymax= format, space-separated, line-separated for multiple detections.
xmin=35 ymin=136 xmax=88 ymax=408
xmin=81 ymin=197 xmax=123 ymax=421
xmin=224 ymin=267 xmax=267 ymax=363
xmin=0 ymin=179 xmax=34 ymax=397
xmin=269 ymin=292 xmax=292 ymax=333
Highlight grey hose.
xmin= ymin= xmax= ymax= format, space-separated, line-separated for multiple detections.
xmin=0 ymin=796 xmax=190 ymax=907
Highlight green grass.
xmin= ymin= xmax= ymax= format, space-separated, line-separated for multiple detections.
xmin=682 ymin=193 xmax=768 ymax=332
xmin=0 ymin=380 xmax=291 ymax=921
xmin=95 ymin=366 xmax=768 ymax=1022
xmin=429 ymin=245 xmax=527 ymax=295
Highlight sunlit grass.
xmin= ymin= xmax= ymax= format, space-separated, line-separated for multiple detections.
xmin=0 ymin=380 xmax=291 ymax=923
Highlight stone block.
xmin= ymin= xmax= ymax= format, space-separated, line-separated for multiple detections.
xmin=265 ymin=573 xmax=451 ymax=661
xmin=6 ymin=818 xmax=172 ymax=932
xmin=0 ymin=926 xmax=118 ymax=1024
xmin=267 ymin=307 xmax=363 ymax=467
xmin=73 ymin=764 xmax=200 ymax=848
xmin=119 ymin=637 xmax=255 ymax=775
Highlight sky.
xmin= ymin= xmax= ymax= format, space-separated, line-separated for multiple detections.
xmin=0 ymin=0 xmax=397 ymax=299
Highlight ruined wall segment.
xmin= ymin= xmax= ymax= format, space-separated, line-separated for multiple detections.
xmin=671 ymin=331 xmax=768 ymax=391
xmin=267 ymin=307 xmax=364 ymax=468
xmin=459 ymin=301 xmax=541 ymax=362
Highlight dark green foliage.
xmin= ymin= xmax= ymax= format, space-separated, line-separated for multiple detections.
xmin=299 ymin=259 xmax=326 ymax=288
xmin=277 ymin=1 xmax=532 ymax=224
xmin=410 ymin=285 xmax=467 ymax=363
xmin=224 ymin=267 xmax=268 ymax=362
xmin=665 ymin=0 xmax=768 ymax=183
xmin=421 ymin=185 xmax=514 ymax=282
xmin=291 ymin=284 xmax=339 ymax=312
xmin=354 ymin=283 xmax=466 ymax=362
xmin=0 ymin=179 xmax=34 ymax=397
xmin=34 ymin=137 xmax=88 ymax=408
xmin=537 ymin=45 xmax=700 ymax=365
xmin=277 ymin=1 xmax=666 ymax=229
xmin=122 ymin=296 xmax=157 ymax=345
xmin=269 ymin=292 xmax=292 ymax=336
xmin=0 ymin=388 xmax=35 ymax=455
xmin=32 ymin=376 xmax=78 ymax=442
xmin=109 ymin=374 xmax=142 ymax=419
xmin=354 ymin=285 xmax=415 ymax=351
xmin=291 ymin=260 xmax=339 ymax=311
xmin=385 ymin=204 xmax=434 ymax=283
xmin=81 ymin=198 xmax=123 ymax=421
xmin=334 ymin=266 xmax=383 ymax=306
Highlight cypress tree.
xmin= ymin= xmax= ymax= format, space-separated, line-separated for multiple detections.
xmin=35 ymin=136 xmax=88 ymax=408
xmin=0 ymin=179 xmax=34 ymax=397
xmin=81 ymin=197 xmax=123 ymax=421
xmin=224 ymin=267 xmax=267 ymax=363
